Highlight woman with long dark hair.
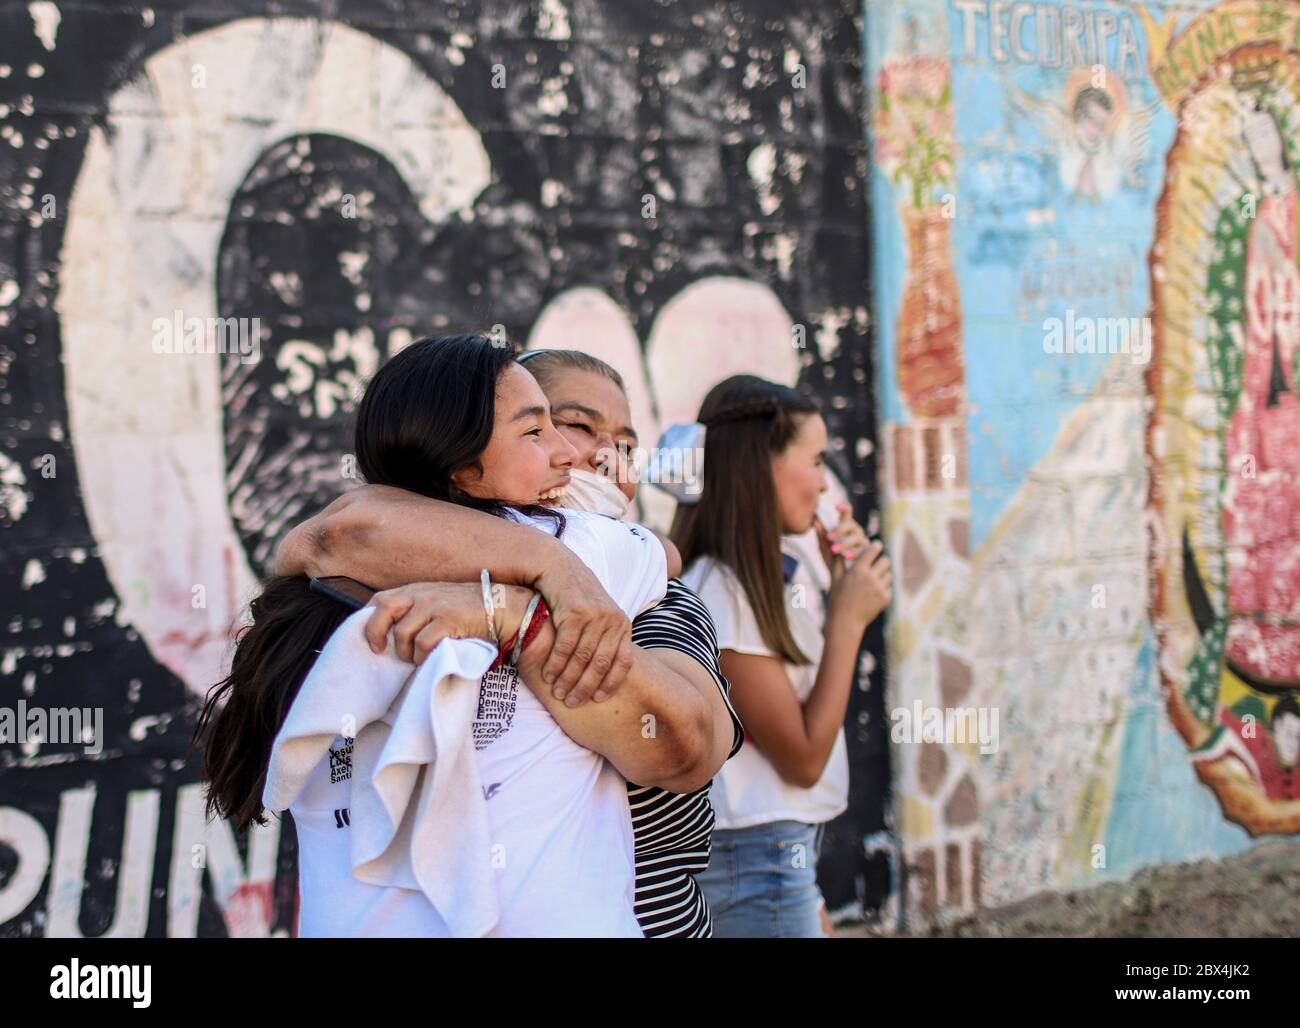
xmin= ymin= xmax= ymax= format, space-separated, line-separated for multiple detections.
xmin=198 ymin=334 xmax=569 ymax=838
xmin=195 ymin=334 xmax=722 ymax=936
xmin=672 ymin=374 xmax=893 ymax=938
xmin=270 ymin=345 xmax=743 ymax=937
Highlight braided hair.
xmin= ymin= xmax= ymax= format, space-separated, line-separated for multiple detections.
xmin=701 ymin=394 xmax=781 ymax=426
xmin=671 ymin=374 xmax=819 ymax=665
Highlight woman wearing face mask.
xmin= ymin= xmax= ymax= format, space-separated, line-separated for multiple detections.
xmin=272 ymin=345 xmax=742 ymax=937
xmin=515 ymin=349 xmax=681 ymax=564
xmin=672 ymin=374 xmax=893 ymax=938
xmin=198 ymin=335 xmax=743 ymax=936
xmin=518 ymin=351 xmax=636 ymax=516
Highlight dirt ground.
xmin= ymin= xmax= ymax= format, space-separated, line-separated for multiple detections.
xmin=835 ymin=840 xmax=1300 ymax=938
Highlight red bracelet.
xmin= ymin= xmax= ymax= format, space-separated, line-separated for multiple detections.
xmin=516 ymin=599 xmax=550 ymax=658
xmin=491 ymin=634 xmax=518 ymax=670
xmin=490 ymin=599 xmax=551 ymax=669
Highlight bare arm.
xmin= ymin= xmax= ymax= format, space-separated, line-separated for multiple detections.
xmin=652 ymin=531 xmax=683 ymax=579
xmin=276 ymin=484 xmax=634 ymax=703
xmin=720 ymin=619 xmax=861 ymax=789
xmin=366 ymin=582 xmax=728 ymax=792
xmin=516 ymin=612 xmax=729 ymax=793
xmin=723 ymin=541 xmax=893 ymax=789
xmin=277 ymin=485 xmax=571 ymax=591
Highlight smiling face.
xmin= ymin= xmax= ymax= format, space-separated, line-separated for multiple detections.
xmin=544 ymin=367 xmax=640 ymax=502
xmin=450 ymin=363 xmax=576 ymax=505
xmin=771 ymin=412 xmax=829 ymax=534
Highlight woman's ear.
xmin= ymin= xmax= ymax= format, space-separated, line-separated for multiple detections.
xmin=449 ymin=464 xmax=481 ymax=496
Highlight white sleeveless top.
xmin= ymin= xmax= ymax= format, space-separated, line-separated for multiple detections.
xmin=680 ymin=555 xmax=848 ymax=830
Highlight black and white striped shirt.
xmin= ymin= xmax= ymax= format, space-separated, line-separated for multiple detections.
xmin=628 ymin=579 xmax=744 ymax=938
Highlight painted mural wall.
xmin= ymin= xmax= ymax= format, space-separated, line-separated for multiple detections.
xmin=0 ymin=1 xmax=886 ymax=936
xmin=867 ymin=0 xmax=1300 ymax=922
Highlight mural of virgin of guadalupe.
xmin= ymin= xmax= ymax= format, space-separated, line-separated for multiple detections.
xmin=1190 ymin=97 xmax=1300 ymax=812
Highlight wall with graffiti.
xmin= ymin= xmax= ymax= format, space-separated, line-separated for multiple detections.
xmin=867 ymin=0 xmax=1300 ymax=922
xmin=16 ymin=0 xmax=1296 ymax=938
xmin=0 ymin=1 xmax=885 ymax=936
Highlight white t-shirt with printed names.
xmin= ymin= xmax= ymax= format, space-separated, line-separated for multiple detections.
xmin=680 ymin=555 xmax=849 ymax=831
xmin=290 ymin=509 xmax=667 ymax=937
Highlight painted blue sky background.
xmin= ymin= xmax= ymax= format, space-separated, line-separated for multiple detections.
xmin=866 ymin=0 xmax=1178 ymax=544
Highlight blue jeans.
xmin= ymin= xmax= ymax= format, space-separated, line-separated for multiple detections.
xmin=698 ymin=821 xmax=828 ymax=938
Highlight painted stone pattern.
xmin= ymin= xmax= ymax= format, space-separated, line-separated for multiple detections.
xmin=17 ymin=0 xmax=1300 ymax=939
xmin=0 ymin=2 xmax=883 ymax=936
xmin=866 ymin=0 xmax=1300 ymax=925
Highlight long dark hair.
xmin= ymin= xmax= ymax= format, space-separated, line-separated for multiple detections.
xmin=194 ymin=576 xmax=350 ymax=831
xmin=670 ymin=374 xmax=819 ymax=666
xmin=355 ymin=334 xmax=563 ymax=528
xmin=195 ymin=333 xmax=562 ymax=830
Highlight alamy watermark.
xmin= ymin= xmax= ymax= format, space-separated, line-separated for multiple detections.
xmin=0 ymin=700 xmax=103 ymax=755
xmin=151 ymin=309 xmax=261 ymax=365
xmin=599 ymin=444 xmax=705 ymax=496
xmin=50 ymin=960 xmax=151 ymax=1007
xmin=890 ymin=700 xmax=999 ymax=755
xmin=1042 ymin=308 xmax=1151 ymax=365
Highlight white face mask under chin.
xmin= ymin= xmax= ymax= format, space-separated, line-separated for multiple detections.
xmin=562 ymin=467 xmax=632 ymax=519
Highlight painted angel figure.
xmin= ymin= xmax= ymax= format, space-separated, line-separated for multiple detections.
xmin=1003 ymin=73 xmax=1157 ymax=203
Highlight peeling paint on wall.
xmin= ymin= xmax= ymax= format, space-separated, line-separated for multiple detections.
xmin=868 ymin=0 xmax=1300 ymax=925
xmin=0 ymin=1 xmax=882 ymax=936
